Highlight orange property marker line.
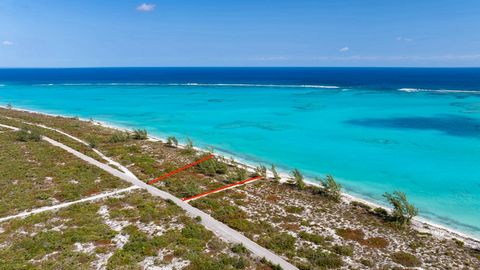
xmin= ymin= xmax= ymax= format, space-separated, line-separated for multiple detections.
xmin=182 ymin=176 xmax=263 ymax=202
xmin=147 ymin=154 xmax=214 ymax=185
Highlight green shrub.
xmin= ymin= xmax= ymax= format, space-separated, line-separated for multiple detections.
xmin=261 ymin=232 xmax=296 ymax=254
xmin=408 ymin=241 xmax=424 ymax=250
xmin=254 ymin=165 xmax=267 ymax=178
xmin=182 ymin=138 xmax=195 ymax=154
xmin=132 ymin=129 xmax=148 ymax=140
xmin=454 ymin=238 xmax=464 ymax=247
xmin=332 ymin=245 xmax=353 ymax=256
xmin=336 ymin=228 xmax=364 ymax=242
xmin=383 ymin=191 xmax=418 ymax=225
xmin=196 ymin=156 xmax=228 ymax=176
xmin=271 ymin=164 xmax=281 ymax=182
xmin=227 ymin=218 xmax=255 ymax=232
xmin=303 ymin=248 xmax=343 ymax=268
xmin=228 ymin=167 xmax=248 ymax=182
xmin=360 ymin=258 xmax=374 ymax=267
xmin=318 ymin=175 xmax=342 ymax=202
xmin=16 ymin=127 xmax=42 ymax=142
xmin=298 ymin=231 xmax=328 ymax=246
xmin=166 ymin=136 xmax=178 ymax=147
xmin=179 ymin=181 xmax=202 ymax=198
xmin=260 ymin=257 xmax=282 ymax=270
xmin=188 ymin=253 xmax=249 ymax=270
xmin=86 ymin=136 xmax=98 ymax=148
xmin=350 ymin=201 xmax=372 ymax=211
xmin=373 ymin=207 xmax=389 ymax=218
xmin=391 ymin=251 xmax=421 ymax=267
xmin=108 ymin=131 xmax=130 ymax=143
xmin=363 ymin=237 xmax=389 ymax=249
xmin=213 ymin=205 xmax=247 ymax=223
xmin=291 ymin=169 xmax=305 ymax=190
xmin=231 ymin=243 xmax=248 ymax=254
xmin=181 ymin=223 xmax=212 ymax=241
xmin=285 ymin=205 xmax=304 ymax=214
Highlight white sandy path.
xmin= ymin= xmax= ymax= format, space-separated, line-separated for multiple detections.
xmin=0 ymin=123 xmax=19 ymax=131
xmin=0 ymin=186 xmax=140 ymax=223
xmin=0 ymin=116 xmax=138 ymax=179
xmin=0 ymin=123 xmax=298 ymax=270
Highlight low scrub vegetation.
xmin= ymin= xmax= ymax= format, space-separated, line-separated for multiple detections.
xmin=260 ymin=232 xmax=296 ymax=254
xmin=332 ymin=244 xmax=354 ymax=256
xmin=299 ymin=248 xmax=343 ymax=269
xmin=108 ymin=131 xmax=130 ymax=143
xmin=336 ymin=228 xmax=389 ymax=249
xmin=16 ymin=127 xmax=42 ymax=142
xmin=195 ymin=155 xmax=228 ymax=176
xmin=131 ymin=129 xmax=148 ymax=140
xmin=391 ymin=251 xmax=421 ymax=267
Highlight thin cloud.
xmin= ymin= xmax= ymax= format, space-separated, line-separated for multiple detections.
xmin=255 ymin=56 xmax=289 ymax=61
xmin=339 ymin=46 xmax=349 ymax=52
xmin=396 ymin=36 xmax=413 ymax=42
xmin=137 ymin=3 xmax=156 ymax=12
xmin=314 ymin=54 xmax=480 ymax=61
xmin=2 ymin=41 xmax=13 ymax=46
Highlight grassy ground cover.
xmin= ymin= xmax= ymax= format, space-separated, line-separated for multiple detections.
xmin=0 ymin=128 xmax=128 ymax=217
xmin=0 ymin=189 xmax=270 ymax=270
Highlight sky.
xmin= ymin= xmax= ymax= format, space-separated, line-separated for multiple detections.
xmin=0 ymin=0 xmax=479 ymax=67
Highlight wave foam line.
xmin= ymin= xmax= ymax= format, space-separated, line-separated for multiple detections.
xmin=33 ymin=82 xmax=340 ymax=89
xmin=399 ymin=88 xmax=480 ymax=94
xmin=166 ymin=83 xmax=340 ymax=89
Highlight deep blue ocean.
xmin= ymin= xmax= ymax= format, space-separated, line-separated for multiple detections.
xmin=1 ymin=68 xmax=479 ymax=237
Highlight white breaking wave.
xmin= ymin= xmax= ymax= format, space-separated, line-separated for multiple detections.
xmin=398 ymin=88 xmax=480 ymax=94
xmin=166 ymin=83 xmax=340 ymax=89
xmin=34 ymin=83 xmax=163 ymax=86
xmin=32 ymin=82 xmax=340 ymax=89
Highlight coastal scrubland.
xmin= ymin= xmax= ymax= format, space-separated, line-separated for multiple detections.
xmin=0 ymin=189 xmax=267 ymax=269
xmin=1 ymin=107 xmax=480 ymax=269
xmin=0 ymin=126 xmax=128 ymax=216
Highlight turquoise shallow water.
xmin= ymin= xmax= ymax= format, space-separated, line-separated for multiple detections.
xmin=1 ymin=82 xmax=480 ymax=237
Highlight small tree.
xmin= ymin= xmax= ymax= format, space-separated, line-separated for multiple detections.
xmin=254 ymin=165 xmax=267 ymax=178
xmin=291 ymin=169 xmax=305 ymax=190
xmin=166 ymin=136 xmax=178 ymax=147
xmin=132 ymin=129 xmax=148 ymax=140
xmin=186 ymin=138 xmax=194 ymax=149
xmin=319 ymin=175 xmax=342 ymax=202
xmin=6 ymin=103 xmax=12 ymax=110
xmin=229 ymin=166 xmax=248 ymax=182
xmin=271 ymin=164 xmax=281 ymax=182
xmin=383 ymin=191 xmax=418 ymax=225
xmin=182 ymin=138 xmax=195 ymax=154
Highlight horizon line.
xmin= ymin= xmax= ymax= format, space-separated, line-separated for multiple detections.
xmin=1 ymin=66 xmax=480 ymax=69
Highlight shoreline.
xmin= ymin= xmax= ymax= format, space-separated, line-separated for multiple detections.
xmin=1 ymin=104 xmax=480 ymax=248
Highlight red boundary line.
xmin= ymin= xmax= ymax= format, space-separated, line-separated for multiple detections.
xmin=182 ymin=176 xmax=263 ymax=202
xmin=147 ymin=154 xmax=214 ymax=185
